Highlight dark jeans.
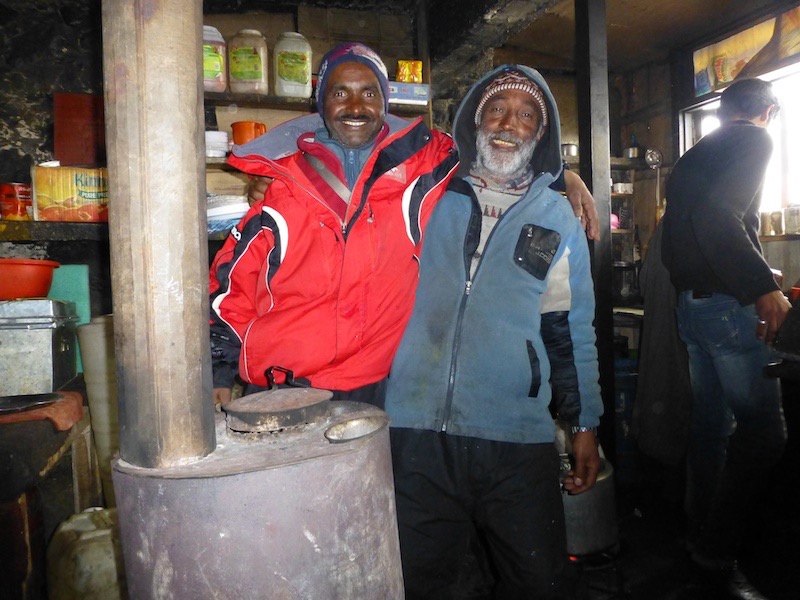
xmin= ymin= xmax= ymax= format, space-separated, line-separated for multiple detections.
xmin=676 ymin=291 xmax=787 ymax=558
xmin=390 ymin=428 xmax=567 ymax=600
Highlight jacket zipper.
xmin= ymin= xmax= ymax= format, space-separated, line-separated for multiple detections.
xmin=237 ymin=152 xmax=349 ymax=237
xmin=438 ymin=185 xmax=531 ymax=432
xmin=441 ymin=278 xmax=470 ymax=432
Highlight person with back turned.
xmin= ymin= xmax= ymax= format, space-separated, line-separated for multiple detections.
xmin=661 ymin=77 xmax=790 ymax=600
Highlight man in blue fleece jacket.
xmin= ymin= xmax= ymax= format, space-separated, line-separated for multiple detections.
xmin=385 ymin=66 xmax=603 ymax=599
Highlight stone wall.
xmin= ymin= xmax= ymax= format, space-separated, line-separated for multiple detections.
xmin=0 ymin=0 xmax=103 ymax=183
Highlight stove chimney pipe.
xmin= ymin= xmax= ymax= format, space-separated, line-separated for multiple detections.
xmin=101 ymin=0 xmax=215 ymax=468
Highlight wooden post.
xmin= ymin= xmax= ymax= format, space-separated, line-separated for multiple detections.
xmin=101 ymin=0 xmax=215 ymax=468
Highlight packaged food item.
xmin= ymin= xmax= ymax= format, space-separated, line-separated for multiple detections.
xmin=0 ymin=182 xmax=33 ymax=221
xmin=387 ymin=82 xmax=430 ymax=105
xmin=228 ymin=29 xmax=268 ymax=95
xmin=396 ymin=60 xmax=423 ymax=83
xmin=203 ymin=25 xmax=227 ymax=93
xmin=274 ymin=32 xmax=312 ymax=98
xmin=32 ymin=163 xmax=109 ymax=222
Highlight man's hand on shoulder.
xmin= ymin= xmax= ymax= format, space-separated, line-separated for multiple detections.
xmin=213 ymin=387 xmax=232 ymax=406
xmin=247 ymin=176 xmax=272 ymax=206
xmin=755 ymin=289 xmax=791 ymax=345
xmin=563 ymin=170 xmax=600 ymax=241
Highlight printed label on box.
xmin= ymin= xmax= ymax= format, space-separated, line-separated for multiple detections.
xmin=32 ymin=165 xmax=109 ymax=222
xmin=388 ymin=82 xmax=430 ymax=105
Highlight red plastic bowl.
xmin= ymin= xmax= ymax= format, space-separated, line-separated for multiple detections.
xmin=0 ymin=258 xmax=61 ymax=300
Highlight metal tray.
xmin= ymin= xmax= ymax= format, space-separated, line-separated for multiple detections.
xmin=0 ymin=392 xmax=60 ymax=414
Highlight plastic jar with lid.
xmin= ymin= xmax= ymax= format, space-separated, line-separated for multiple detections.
xmin=274 ymin=32 xmax=312 ymax=98
xmin=228 ymin=29 xmax=269 ymax=95
xmin=203 ymin=25 xmax=227 ymax=93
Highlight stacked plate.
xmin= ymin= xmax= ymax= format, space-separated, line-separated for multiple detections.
xmin=205 ymin=131 xmax=229 ymax=158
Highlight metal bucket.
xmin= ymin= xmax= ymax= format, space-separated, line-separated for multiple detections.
xmin=112 ymin=392 xmax=403 ymax=599
xmin=562 ymin=459 xmax=619 ymax=556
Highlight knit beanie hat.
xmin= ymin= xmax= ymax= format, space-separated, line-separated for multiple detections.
xmin=474 ymin=69 xmax=548 ymax=128
xmin=315 ymin=42 xmax=390 ymax=116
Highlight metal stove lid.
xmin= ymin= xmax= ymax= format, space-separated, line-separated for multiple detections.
xmin=223 ymin=387 xmax=332 ymax=433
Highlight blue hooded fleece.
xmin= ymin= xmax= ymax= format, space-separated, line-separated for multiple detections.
xmin=384 ymin=65 xmax=603 ymax=444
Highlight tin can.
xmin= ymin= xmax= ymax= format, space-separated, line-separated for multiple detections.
xmin=0 ymin=182 xmax=33 ymax=221
xmin=770 ymin=210 xmax=784 ymax=236
xmin=760 ymin=211 xmax=772 ymax=236
xmin=784 ymin=205 xmax=800 ymax=234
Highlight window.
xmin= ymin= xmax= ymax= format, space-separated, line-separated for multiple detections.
xmin=681 ymin=67 xmax=800 ymax=212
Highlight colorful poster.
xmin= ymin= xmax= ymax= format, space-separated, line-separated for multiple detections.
xmin=693 ymin=6 xmax=800 ymax=96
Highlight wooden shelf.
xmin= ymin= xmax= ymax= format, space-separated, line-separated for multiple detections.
xmin=760 ymin=233 xmax=800 ymax=243
xmin=564 ymin=156 xmax=648 ymax=170
xmin=204 ymin=92 xmax=313 ymax=111
xmin=0 ymin=221 xmax=108 ymax=242
xmin=204 ymin=92 xmax=430 ymax=117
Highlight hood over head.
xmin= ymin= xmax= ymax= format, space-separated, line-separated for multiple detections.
xmin=452 ymin=65 xmax=562 ymax=184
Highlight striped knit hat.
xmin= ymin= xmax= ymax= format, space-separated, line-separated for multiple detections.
xmin=315 ymin=42 xmax=390 ymax=116
xmin=474 ymin=69 xmax=548 ymax=127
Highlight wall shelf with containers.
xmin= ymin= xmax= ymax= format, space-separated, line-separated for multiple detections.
xmin=0 ymin=221 xmax=108 ymax=243
xmin=610 ymin=156 xmax=648 ymax=307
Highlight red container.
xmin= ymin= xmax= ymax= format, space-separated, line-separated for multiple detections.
xmin=0 ymin=183 xmax=33 ymax=221
xmin=0 ymin=258 xmax=60 ymax=300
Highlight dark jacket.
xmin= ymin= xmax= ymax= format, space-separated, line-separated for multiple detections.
xmin=384 ymin=65 xmax=603 ymax=444
xmin=661 ymin=120 xmax=778 ymax=305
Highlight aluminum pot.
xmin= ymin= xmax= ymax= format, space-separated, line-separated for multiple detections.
xmin=561 ymin=143 xmax=578 ymax=158
xmin=623 ymin=146 xmax=640 ymax=159
xmin=562 ymin=458 xmax=618 ymax=556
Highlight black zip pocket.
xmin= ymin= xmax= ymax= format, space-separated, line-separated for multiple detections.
xmin=513 ymin=224 xmax=560 ymax=280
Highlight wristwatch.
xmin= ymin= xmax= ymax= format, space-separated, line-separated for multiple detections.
xmin=571 ymin=426 xmax=598 ymax=435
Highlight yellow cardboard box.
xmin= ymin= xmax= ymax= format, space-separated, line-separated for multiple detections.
xmin=32 ymin=163 xmax=109 ymax=222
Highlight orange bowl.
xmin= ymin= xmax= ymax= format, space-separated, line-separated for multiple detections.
xmin=0 ymin=258 xmax=61 ymax=300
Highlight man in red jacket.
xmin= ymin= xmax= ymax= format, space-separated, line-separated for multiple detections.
xmin=210 ymin=42 xmax=598 ymax=407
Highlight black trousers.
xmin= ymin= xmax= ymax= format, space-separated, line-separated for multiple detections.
xmin=390 ymin=428 xmax=567 ymax=600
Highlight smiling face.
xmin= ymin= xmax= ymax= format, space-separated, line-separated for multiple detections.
xmin=475 ymin=88 xmax=545 ymax=181
xmin=322 ymin=62 xmax=386 ymax=148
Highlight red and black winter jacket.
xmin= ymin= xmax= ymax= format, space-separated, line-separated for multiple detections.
xmin=210 ymin=115 xmax=459 ymax=391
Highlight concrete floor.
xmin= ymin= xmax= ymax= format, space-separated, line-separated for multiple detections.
xmin=570 ymin=380 xmax=800 ymax=600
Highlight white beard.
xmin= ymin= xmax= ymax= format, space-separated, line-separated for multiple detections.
xmin=475 ymin=129 xmax=538 ymax=181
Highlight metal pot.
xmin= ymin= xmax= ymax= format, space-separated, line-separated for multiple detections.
xmin=623 ymin=146 xmax=640 ymax=159
xmin=562 ymin=458 xmax=618 ymax=556
xmin=561 ymin=143 xmax=578 ymax=158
